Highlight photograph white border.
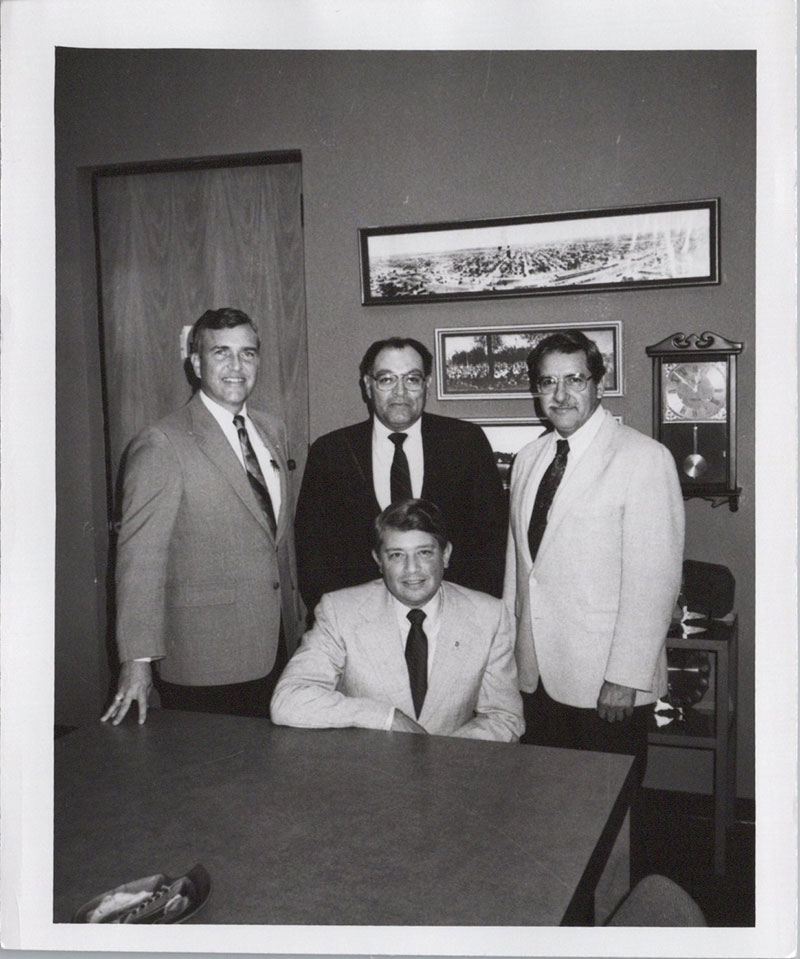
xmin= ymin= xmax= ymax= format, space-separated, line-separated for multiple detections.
xmin=1 ymin=2 xmax=796 ymax=957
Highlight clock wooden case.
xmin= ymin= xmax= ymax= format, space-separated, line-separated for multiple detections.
xmin=646 ymin=331 xmax=743 ymax=511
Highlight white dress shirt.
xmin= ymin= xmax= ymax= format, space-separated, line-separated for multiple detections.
xmin=382 ymin=587 xmax=443 ymax=729
xmin=371 ymin=416 xmax=424 ymax=509
xmin=199 ymin=389 xmax=282 ymax=519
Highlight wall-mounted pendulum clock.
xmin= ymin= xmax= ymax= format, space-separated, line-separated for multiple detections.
xmin=646 ymin=331 xmax=744 ymax=511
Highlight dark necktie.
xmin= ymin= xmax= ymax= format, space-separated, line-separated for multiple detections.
xmin=233 ymin=414 xmax=277 ymax=536
xmin=405 ymin=608 xmax=428 ymax=718
xmin=389 ymin=432 xmax=413 ymax=503
xmin=527 ymin=439 xmax=569 ymax=563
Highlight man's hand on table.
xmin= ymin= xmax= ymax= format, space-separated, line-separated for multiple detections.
xmin=101 ymin=661 xmax=153 ymax=725
xmin=596 ymin=681 xmax=636 ymax=722
xmin=390 ymin=710 xmax=428 ymax=734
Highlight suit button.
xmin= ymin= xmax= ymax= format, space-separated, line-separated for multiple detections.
xmin=272 ymin=581 xmax=280 ymax=590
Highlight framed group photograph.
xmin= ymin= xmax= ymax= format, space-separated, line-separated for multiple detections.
xmin=436 ymin=321 xmax=622 ymax=400
xmin=359 ymin=199 xmax=719 ymax=305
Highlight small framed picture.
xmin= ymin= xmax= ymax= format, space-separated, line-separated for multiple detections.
xmin=467 ymin=418 xmax=549 ymax=489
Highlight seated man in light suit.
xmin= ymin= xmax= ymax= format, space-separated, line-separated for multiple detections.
xmin=271 ymin=499 xmax=524 ymax=741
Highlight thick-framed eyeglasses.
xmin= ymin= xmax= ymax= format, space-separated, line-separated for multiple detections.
xmin=370 ymin=372 xmax=427 ymax=392
xmin=535 ymin=373 xmax=594 ymax=394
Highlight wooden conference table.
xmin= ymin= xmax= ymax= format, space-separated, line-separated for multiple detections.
xmin=54 ymin=710 xmax=634 ymax=926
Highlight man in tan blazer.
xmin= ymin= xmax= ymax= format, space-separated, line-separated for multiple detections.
xmin=271 ymin=499 xmax=523 ymax=742
xmin=102 ymin=308 xmax=304 ymax=725
xmin=504 ymin=330 xmax=684 ymax=778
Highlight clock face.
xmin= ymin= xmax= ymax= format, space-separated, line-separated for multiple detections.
xmin=662 ymin=360 xmax=728 ymax=423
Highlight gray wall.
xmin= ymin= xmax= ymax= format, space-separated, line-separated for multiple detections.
xmin=55 ymin=50 xmax=756 ymax=797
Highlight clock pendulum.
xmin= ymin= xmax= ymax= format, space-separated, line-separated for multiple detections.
xmin=684 ymin=425 xmax=707 ymax=479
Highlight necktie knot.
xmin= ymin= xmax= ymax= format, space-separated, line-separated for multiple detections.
xmin=233 ymin=414 xmax=245 ymax=430
xmin=555 ymin=438 xmax=570 ymax=458
xmin=389 ymin=432 xmax=407 ymax=449
xmin=407 ymin=608 xmax=426 ymax=627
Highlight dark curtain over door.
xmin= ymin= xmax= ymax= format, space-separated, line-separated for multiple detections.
xmin=94 ymin=157 xmax=308 ymax=508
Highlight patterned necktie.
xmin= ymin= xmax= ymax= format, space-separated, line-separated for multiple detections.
xmin=527 ymin=439 xmax=569 ymax=563
xmin=233 ymin=414 xmax=277 ymax=536
xmin=405 ymin=608 xmax=428 ymax=718
xmin=388 ymin=432 xmax=413 ymax=503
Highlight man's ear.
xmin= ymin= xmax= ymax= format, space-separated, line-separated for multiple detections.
xmin=371 ymin=549 xmax=382 ymax=570
xmin=363 ymin=375 xmax=374 ymax=403
xmin=190 ymin=352 xmax=201 ymax=381
xmin=443 ymin=542 xmax=453 ymax=568
xmin=595 ymin=375 xmax=605 ymax=401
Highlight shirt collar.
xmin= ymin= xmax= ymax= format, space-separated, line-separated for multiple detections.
xmin=199 ymin=388 xmax=249 ymax=428
xmin=391 ymin=585 xmax=442 ymax=630
xmin=555 ymin=402 xmax=605 ymax=457
xmin=373 ymin=414 xmax=423 ymax=442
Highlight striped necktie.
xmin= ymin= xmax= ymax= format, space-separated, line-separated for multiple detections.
xmin=233 ymin=414 xmax=277 ymax=536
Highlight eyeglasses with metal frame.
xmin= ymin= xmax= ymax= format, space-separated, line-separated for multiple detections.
xmin=370 ymin=372 xmax=427 ymax=392
xmin=534 ymin=373 xmax=595 ymax=395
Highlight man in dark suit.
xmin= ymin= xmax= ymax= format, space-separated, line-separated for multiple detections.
xmin=294 ymin=337 xmax=507 ymax=619
xmin=101 ymin=308 xmax=304 ymax=725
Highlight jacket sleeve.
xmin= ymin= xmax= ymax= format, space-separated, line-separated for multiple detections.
xmin=270 ymin=594 xmax=395 ymax=731
xmin=501 ymin=455 xmax=521 ymax=619
xmin=114 ymin=427 xmax=182 ymax=663
xmin=450 ymin=603 xmax=525 ymax=743
xmin=447 ymin=423 xmax=508 ymax=598
xmin=294 ymin=437 xmax=357 ymax=617
xmin=604 ymin=442 xmax=685 ymax=691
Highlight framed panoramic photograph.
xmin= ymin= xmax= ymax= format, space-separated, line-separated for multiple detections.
xmin=436 ymin=321 xmax=622 ymax=400
xmin=359 ymin=199 xmax=719 ymax=305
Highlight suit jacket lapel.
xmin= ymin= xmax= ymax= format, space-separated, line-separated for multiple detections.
xmin=514 ymin=437 xmax=551 ymax=558
xmin=420 ymin=413 xmax=437 ymax=497
xmin=249 ymin=412 xmax=290 ymax=542
xmin=534 ymin=410 xmax=617 ymax=566
xmin=189 ymin=396 xmax=273 ymax=536
xmin=354 ymin=587 xmax=416 ymax=715
xmin=422 ymin=585 xmax=480 ymax=725
xmin=348 ymin=419 xmax=381 ymax=512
